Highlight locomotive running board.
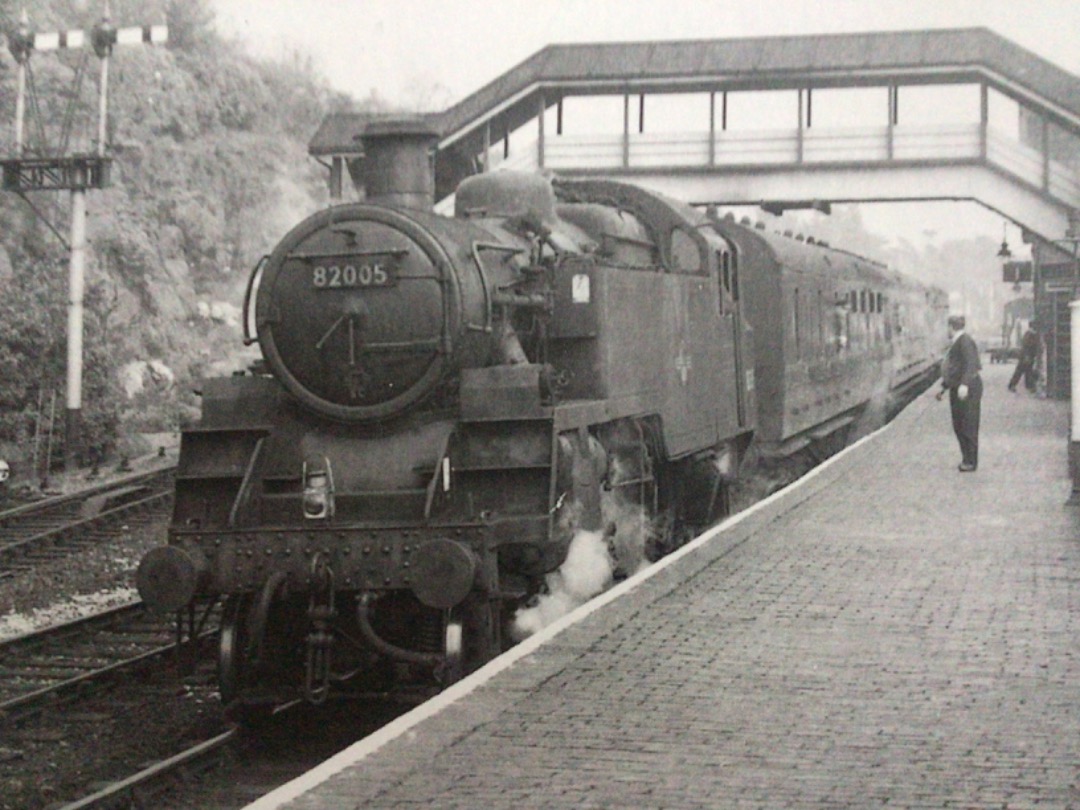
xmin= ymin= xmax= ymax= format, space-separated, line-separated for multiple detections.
xmin=764 ymin=413 xmax=856 ymax=458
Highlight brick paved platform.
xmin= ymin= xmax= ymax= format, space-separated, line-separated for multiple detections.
xmin=249 ymin=362 xmax=1080 ymax=810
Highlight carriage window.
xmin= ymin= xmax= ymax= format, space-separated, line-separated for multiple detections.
xmin=794 ymin=287 xmax=801 ymax=359
xmin=832 ymin=301 xmax=849 ymax=353
xmin=670 ymin=228 xmax=701 ymax=273
xmin=818 ymin=291 xmax=825 ymax=357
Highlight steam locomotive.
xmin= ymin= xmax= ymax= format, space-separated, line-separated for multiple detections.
xmin=136 ymin=120 xmax=947 ymax=718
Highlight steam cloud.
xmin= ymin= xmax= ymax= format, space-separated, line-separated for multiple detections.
xmin=511 ymin=528 xmax=613 ymax=640
xmin=511 ymin=481 xmax=659 ymax=640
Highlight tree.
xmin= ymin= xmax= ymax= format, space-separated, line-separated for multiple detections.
xmin=0 ymin=0 xmax=341 ymax=473
xmin=164 ymin=0 xmax=216 ymax=54
xmin=0 ymin=257 xmax=122 ymax=472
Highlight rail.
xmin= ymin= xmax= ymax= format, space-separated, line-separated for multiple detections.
xmin=0 ymin=600 xmax=216 ymax=725
xmin=57 ymin=730 xmax=237 ymax=810
xmin=0 ymin=464 xmax=174 ymax=526
xmin=0 ymin=465 xmax=175 ymax=569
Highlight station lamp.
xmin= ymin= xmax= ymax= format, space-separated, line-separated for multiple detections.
xmin=997 ymin=221 xmax=1013 ymax=261
xmin=997 ymin=222 xmax=1024 ymax=292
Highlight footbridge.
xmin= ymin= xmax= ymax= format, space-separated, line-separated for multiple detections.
xmin=312 ymin=27 xmax=1080 ymax=241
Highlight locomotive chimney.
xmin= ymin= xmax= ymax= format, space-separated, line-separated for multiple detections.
xmin=357 ymin=118 xmax=439 ymax=209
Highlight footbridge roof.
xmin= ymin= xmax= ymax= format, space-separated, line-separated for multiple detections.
xmin=309 ymin=28 xmax=1080 ymax=240
xmin=310 ymin=27 xmax=1080 ymax=156
xmin=433 ymin=27 xmax=1080 ymax=144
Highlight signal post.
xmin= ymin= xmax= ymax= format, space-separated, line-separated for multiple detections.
xmin=2 ymin=6 xmax=165 ymax=475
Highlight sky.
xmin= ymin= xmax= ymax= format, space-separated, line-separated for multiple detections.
xmin=208 ymin=0 xmax=1080 ymax=253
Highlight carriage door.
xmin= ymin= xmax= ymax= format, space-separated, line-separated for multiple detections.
xmin=718 ymin=248 xmax=748 ymax=427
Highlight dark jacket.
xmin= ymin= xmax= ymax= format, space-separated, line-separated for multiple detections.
xmin=941 ymin=332 xmax=981 ymax=390
xmin=1019 ymin=329 xmax=1040 ymax=363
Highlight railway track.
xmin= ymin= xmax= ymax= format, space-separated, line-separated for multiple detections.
xmin=58 ymin=729 xmax=238 ymax=810
xmin=0 ymin=598 xmax=382 ymax=810
xmin=0 ymin=597 xmax=227 ymax=810
xmin=0 ymin=466 xmax=176 ymax=574
xmin=0 ymin=600 xmax=218 ymax=726
xmin=55 ymin=700 xmax=407 ymax=810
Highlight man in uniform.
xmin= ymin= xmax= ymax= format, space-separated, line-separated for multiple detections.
xmin=936 ymin=315 xmax=983 ymax=472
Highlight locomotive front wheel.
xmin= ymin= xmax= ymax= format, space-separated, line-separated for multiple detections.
xmin=469 ymin=594 xmax=505 ymax=672
xmin=219 ymin=595 xmax=254 ymax=706
xmin=218 ymin=591 xmax=276 ymax=712
xmin=219 ymin=595 xmax=278 ymax=725
xmin=440 ymin=593 xmax=503 ymax=686
xmin=442 ymin=619 xmax=463 ymax=685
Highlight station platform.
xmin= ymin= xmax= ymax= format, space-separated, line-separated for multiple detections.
xmin=248 ymin=361 xmax=1080 ymax=810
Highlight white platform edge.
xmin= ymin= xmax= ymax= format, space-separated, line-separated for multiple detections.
xmin=244 ymin=415 xmax=895 ymax=810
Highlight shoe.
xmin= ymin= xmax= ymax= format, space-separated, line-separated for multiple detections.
xmin=1007 ymin=386 xmax=1016 ymax=392
xmin=958 ymin=463 xmax=977 ymax=472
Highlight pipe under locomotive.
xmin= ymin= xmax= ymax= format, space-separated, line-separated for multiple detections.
xmin=136 ymin=119 xmax=944 ymax=717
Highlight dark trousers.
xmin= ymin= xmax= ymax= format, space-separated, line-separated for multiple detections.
xmin=1008 ymin=359 xmax=1037 ymax=391
xmin=949 ymin=375 xmax=982 ymax=467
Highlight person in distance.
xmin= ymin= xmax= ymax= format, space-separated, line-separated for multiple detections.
xmin=1008 ymin=322 xmax=1042 ymax=393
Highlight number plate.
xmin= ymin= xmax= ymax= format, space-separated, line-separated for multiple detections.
xmin=311 ymin=259 xmax=397 ymax=289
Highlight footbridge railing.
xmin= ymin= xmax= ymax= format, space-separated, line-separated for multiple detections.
xmin=475 ymin=124 xmax=1080 ymax=213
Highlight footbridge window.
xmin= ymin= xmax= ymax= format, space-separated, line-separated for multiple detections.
xmin=638 ymin=93 xmax=712 ymax=134
xmin=723 ymin=89 xmax=801 ymax=130
xmin=896 ymin=84 xmax=981 ymax=126
xmin=555 ymin=95 xmax=626 ymax=135
xmin=806 ymin=87 xmax=889 ymax=128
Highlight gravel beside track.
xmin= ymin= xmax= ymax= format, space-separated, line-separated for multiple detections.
xmin=0 ymin=656 xmax=226 ymax=810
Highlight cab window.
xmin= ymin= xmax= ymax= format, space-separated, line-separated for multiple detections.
xmin=715 ymin=249 xmax=740 ymax=314
xmin=670 ymin=228 xmax=702 ymax=274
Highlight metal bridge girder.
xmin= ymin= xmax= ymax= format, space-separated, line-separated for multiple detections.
xmin=584 ymin=162 xmax=1074 ymax=243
